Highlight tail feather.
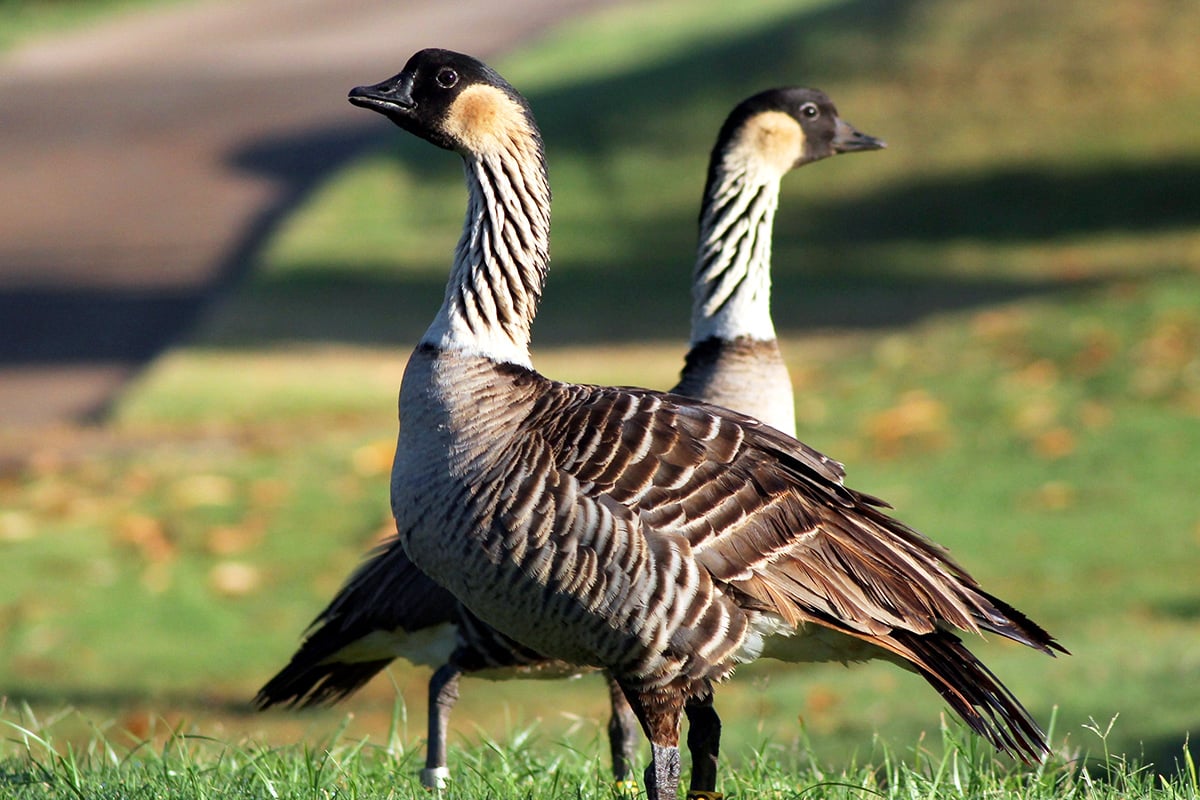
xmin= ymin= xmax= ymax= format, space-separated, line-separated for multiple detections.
xmin=893 ymin=628 xmax=1048 ymax=762
xmin=255 ymin=657 xmax=390 ymax=710
xmin=974 ymin=590 xmax=1068 ymax=657
xmin=255 ymin=538 xmax=458 ymax=710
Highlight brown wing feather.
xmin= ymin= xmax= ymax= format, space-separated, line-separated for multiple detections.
xmin=523 ymin=379 xmax=1062 ymax=757
xmin=532 ymin=382 xmax=1058 ymax=651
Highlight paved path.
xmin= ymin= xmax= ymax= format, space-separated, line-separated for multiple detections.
xmin=0 ymin=0 xmax=614 ymax=435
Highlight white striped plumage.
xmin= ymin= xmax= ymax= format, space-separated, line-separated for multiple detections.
xmin=422 ymin=148 xmax=549 ymax=369
xmin=692 ymin=169 xmax=782 ymax=344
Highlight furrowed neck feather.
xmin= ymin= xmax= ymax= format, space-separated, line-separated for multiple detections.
xmin=422 ymin=132 xmax=551 ymax=368
xmin=691 ymin=152 xmax=783 ymax=345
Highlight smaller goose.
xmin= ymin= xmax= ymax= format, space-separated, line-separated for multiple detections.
xmin=676 ymin=86 xmax=884 ymax=438
xmin=667 ymin=87 xmax=883 ymax=794
xmin=254 ymin=86 xmax=881 ymax=798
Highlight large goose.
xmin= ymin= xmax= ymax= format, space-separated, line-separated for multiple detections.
xmin=265 ymin=49 xmax=1063 ymax=800
xmin=255 ymin=84 xmax=882 ymax=796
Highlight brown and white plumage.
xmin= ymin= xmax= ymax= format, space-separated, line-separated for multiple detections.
xmin=255 ymin=84 xmax=878 ymax=795
xmin=674 ymin=87 xmax=883 ymax=436
xmin=255 ymin=49 xmax=640 ymax=791
xmin=262 ymin=49 xmax=1063 ymax=800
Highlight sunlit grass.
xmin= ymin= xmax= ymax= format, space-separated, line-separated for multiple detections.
xmin=3 ymin=0 xmax=1199 ymax=792
xmin=3 ymin=702 xmax=1196 ymax=799
xmin=9 ymin=274 xmax=1198 ymax=768
xmin=0 ymin=0 xmax=195 ymax=51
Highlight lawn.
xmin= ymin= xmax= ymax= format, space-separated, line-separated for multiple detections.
xmin=0 ymin=0 xmax=195 ymax=50
xmin=4 ymin=703 xmax=1197 ymax=800
xmin=2 ymin=0 xmax=1199 ymax=795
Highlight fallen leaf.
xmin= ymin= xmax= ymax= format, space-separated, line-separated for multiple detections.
xmin=1011 ymin=358 xmax=1060 ymax=390
xmin=1012 ymin=396 xmax=1060 ymax=434
xmin=0 ymin=510 xmax=36 ymax=542
xmin=1079 ymin=401 xmax=1114 ymax=430
xmin=805 ymin=686 xmax=841 ymax=716
xmin=1033 ymin=427 xmax=1076 ymax=459
xmin=1140 ymin=318 xmax=1197 ymax=370
xmin=1071 ymin=331 xmax=1118 ymax=376
xmin=209 ymin=561 xmax=262 ymax=597
xmin=115 ymin=514 xmax=176 ymax=563
xmin=119 ymin=710 xmax=153 ymax=741
xmin=205 ymin=523 xmax=263 ymax=556
xmin=864 ymin=390 xmax=950 ymax=458
xmin=170 ymin=474 xmax=236 ymax=509
xmin=249 ymin=478 xmax=290 ymax=507
xmin=352 ymin=439 xmax=396 ymax=478
xmin=971 ymin=307 xmax=1030 ymax=341
xmin=28 ymin=479 xmax=74 ymax=517
xmin=1034 ymin=481 xmax=1075 ymax=510
xmin=119 ymin=467 xmax=157 ymax=498
xmin=1132 ymin=365 xmax=1174 ymax=399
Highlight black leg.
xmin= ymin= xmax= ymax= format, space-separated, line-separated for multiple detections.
xmin=604 ymin=672 xmax=641 ymax=786
xmin=684 ymin=693 xmax=722 ymax=800
xmin=645 ymin=743 xmax=681 ymax=800
xmin=422 ymin=662 xmax=462 ymax=789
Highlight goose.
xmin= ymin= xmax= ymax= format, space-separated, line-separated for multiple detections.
xmin=255 ymin=83 xmax=883 ymax=796
xmin=265 ymin=49 xmax=1063 ymax=800
xmin=676 ymin=86 xmax=882 ymax=438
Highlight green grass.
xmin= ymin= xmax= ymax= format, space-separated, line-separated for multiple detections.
xmin=3 ymin=0 xmax=1200 ymax=795
xmin=2 ymin=703 xmax=1196 ymax=799
xmin=0 ymin=0 xmax=193 ymax=51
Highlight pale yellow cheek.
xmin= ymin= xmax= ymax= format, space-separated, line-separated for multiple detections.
xmin=451 ymin=91 xmax=496 ymax=135
xmin=444 ymin=85 xmax=534 ymax=155
xmin=730 ymin=110 xmax=805 ymax=175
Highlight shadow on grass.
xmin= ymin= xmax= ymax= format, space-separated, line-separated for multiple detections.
xmin=811 ymin=161 xmax=1200 ymax=244
xmin=198 ymin=0 xmax=1198 ymax=350
xmin=1133 ymin=732 xmax=1200 ymax=780
xmin=2 ymin=686 xmax=258 ymax=716
xmin=1077 ymin=731 xmax=1200 ymax=783
xmin=1150 ymin=595 xmax=1200 ymax=621
xmin=202 ymin=264 xmax=1119 ymax=350
xmin=11 ymin=0 xmax=1198 ymax=407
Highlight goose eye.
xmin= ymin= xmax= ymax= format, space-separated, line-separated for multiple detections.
xmin=436 ymin=68 xmax=459 ymax=89
xmin=799 ymin=102 xmax=819 ymax=119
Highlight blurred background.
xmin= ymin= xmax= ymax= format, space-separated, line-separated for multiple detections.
xmin=1 ymin=0 xmax=1198 ymax=774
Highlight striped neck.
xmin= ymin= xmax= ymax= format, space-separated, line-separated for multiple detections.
xmin=690 ymin=155 xmax=782 ymax=345
xmin=422 ymin=144 xmax=551 ymax=368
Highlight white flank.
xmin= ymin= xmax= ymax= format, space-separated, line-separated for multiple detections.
xmin=324 ymin=623 xmax=458 ymax=669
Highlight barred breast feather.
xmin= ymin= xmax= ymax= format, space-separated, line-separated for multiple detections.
xmin=394 ymin=344 xmax=1058 ymax=745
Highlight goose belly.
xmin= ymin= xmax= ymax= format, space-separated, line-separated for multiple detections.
xmin=398 ymin=516 xmax=626 ymax=669
xmin=391 ymin=350 xmax=748 ymax=684
xmin=390 ymin=375 xmax=624 ymax=668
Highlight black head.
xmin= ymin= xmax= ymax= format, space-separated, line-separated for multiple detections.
xmin=713 ymin=86 xmax=885 ymax=174
xmin=349 ymin=48 xmax=540 ymax=155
